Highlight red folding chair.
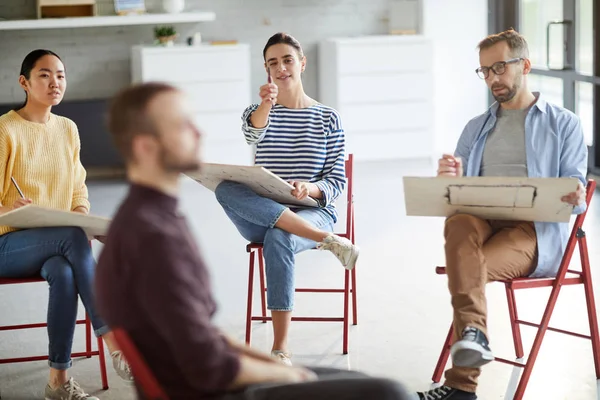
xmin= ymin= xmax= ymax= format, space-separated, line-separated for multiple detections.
xmin=432 ymin=179 xmax=599 ymax=400
xmin=112 ymin=328 xmax=169 ymax=400
xmin=0 ymin=277 xmax=108 ymax=390
xmin=245 ymin=154 xmax=358 ymax=354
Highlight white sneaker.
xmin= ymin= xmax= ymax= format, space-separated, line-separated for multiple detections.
xmin=111 ymin=350 xmax=134 ymax=383
xmin=271 ymin=350 xmax=292 ymax=366
xmin=317 ymin=235 xmax=359 ymax=270
xmin=44 ymin=378 xmax=99 ymax=400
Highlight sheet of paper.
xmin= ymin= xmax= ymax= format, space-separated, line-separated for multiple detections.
xmin=403 ymin=176 xmax=580 ymax=223
xmin=187 ymin=163 xmax=319 ymax=208
xmin=0 ymin=205 xmax=110 ymax=236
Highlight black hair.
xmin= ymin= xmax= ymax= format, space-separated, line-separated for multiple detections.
xmin=14 ymin=49 xmax=63 ymax=110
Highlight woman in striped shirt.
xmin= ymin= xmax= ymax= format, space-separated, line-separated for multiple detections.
xmin=215 ymin=33 xmax=359 ymax=366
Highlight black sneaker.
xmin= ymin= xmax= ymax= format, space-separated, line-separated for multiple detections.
xmin=415 ymin=385 xmax=477 ymax=400
xmin=450 ymin=326 xmax=494 ymax=368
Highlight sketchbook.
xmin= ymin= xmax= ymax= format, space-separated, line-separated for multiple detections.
xmin=187 ymin=164 xmax=319 ymax=208
xmin=403 ymin=176 xmax=580 ymax=223
xmin=0 ymin=205 xmax=110 ymax=236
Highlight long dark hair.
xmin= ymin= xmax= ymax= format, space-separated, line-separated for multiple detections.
xmin=262 ymin=32 xmax=304 ymax=60
xmin=14 ymin=49 xmax=63 ymax=111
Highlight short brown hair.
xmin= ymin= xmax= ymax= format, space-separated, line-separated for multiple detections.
xmin=107 ymin=82 xmax=178 ymax=162
xmin=478 ymin=29 xmax=529 ymax=58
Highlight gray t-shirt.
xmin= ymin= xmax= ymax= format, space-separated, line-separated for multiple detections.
xmin=481 ymin=107 xmax=529 ymax=177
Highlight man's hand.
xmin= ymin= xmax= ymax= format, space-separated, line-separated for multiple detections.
xmin=12 ymin=198 xmax=32 ymax=209
xmin=222 ymin=334 xmax=277 ymax=364
xmin=561 ymin=181 xmax=586 ymax=206
xmin=280 ymin=366 xmax=318 ymax=383
xmin=437 ymin=154 xmax=463 ymax=177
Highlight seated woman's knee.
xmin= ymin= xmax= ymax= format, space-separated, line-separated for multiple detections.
xmin=215 ymin=180 xmax=241 ymax=203
xmin=264 ymin=227 xmax=293 ymax=249
xmin=55 ymin=226 xmax=88 ymax=245
xmin=42 ymin=256 xmax=75 ymax=284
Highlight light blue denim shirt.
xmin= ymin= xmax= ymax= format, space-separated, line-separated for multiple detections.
xmin=455 ymin=92 xmax=588 ymax=277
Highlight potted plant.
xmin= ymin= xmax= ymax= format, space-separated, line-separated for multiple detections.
xmin=154 ymin=25 xmax=178 ymax=46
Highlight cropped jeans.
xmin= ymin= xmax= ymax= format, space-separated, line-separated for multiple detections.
xmin=0 ymin=227 xmax=108 ymax=370
xmin=215 ymin=181 xmax=334 ymax=311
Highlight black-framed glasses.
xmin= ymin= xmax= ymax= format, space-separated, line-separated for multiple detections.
xmin=475 ymin=58 xmax=524 ymax=79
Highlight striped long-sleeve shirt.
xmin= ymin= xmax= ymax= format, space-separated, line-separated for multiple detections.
xmin=241 ymin=103 xmax=346 ymax=222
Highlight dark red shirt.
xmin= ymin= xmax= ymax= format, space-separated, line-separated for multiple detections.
xmin=95 ymin=184 xmax=240 ymax=399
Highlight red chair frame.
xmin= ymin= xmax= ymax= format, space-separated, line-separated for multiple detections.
xmin=245 ymin=154 xmax=358 ymax=354
xmin=432 ymin=179 xmax=599 ymax=400
xmin=0 ymin=277 xmax=108 ymax=390
xmin=112 ymin=328 xmax=169 ymax=400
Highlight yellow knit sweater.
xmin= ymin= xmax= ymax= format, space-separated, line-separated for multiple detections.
xmin=0 ymin=110 xmax=90 ymax=235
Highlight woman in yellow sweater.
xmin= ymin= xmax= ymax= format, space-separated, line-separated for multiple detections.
xmin=0 ymin=50 xmax=131 ymax=400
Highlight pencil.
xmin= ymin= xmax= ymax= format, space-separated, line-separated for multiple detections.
xmin=11 ymin=177 xmax=25 ymax=199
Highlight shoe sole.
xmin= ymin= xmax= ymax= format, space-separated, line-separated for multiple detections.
xmin=451 ymin=341 xmax=494 ymax=368
xmin=46 ymin=398 xmax=99 ymax=400
xmin=345 ymin=247 xmax=360 ymax=270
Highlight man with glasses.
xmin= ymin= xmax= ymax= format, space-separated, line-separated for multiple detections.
xmin=413 ymin=29 xmax=587 ymax=400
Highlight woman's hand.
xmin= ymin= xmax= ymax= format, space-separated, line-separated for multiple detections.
xmin=72 ymin=206 xmax=88 ymax=214
xmin=259 ymin=79 xmax=278 ymax=107
xmin=290 ymin=181 xmax=322 ymax=200
xmin=12 ymin=198 xmax=32 ymax=209
xmin=290 ymin=181 xmax=310 ymax=200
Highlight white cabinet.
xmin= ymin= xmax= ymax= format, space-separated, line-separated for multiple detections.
xmin=131 ymin=44 xmax=252 ymax=164
xmin=319 ymin=35 xmax=434 ymax=161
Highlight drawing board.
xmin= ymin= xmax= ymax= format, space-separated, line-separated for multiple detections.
xmin=0 ymin=205 xmax=110 ymax=236
xmin=187 ymin=164 xmax=319 ymax=208
xmin=403 ymin=176 xmax=580 ymax=222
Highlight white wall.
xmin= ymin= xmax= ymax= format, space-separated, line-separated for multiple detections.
xmin=422 ymin=0 xmax=489 ymax=155
xmin=0 ymin=0 xmax=393 ymax=104
xmin=1 ymin=0 xmax=490 ymax=160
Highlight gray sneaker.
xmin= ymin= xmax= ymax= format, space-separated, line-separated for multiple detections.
xmin=111 ymin=350 xmax=134 ymax=383
xmin=317 ymin=235 xmax=359 ymax=270
xmin=44 ymin=378 xmax=99 ymax=400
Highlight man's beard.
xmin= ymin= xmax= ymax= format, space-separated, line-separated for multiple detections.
xmin=491 ymin=81 xmax=519 ymax=103
xmin=159 ymin=146 xmax=201 ymax=173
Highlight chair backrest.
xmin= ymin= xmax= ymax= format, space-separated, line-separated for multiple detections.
xmin=343 ymin=154 xmax=355 ymax=242
xmin=112 ymin=328 xmax=169 ymax=400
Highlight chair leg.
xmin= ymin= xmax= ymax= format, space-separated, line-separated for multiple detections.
xmin=513 ymin=277 xmax=566 ymax=399
xmin=342 ymin=270 xmax=350 ymax=355
xmin=97 ymin=337 xmax=108 ymax=390
xmin=505 ymin=285 xmax=524 ymax=359
xmin=85 ymin=315 xmax=92 ymax=358
xmin=579 ymin=234 xmax=600 ymax=378
xmin=245 ymin=251 xmax=256 ymax=345
xmin=258 ymin=248 xmax=267 ymax=323
xmin=351 ymin=268 xmax=358 ymax=326
xmin=432 ymin=324 xmax=453 ymax=383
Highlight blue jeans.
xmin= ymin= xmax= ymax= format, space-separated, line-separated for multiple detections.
xmin=0 ymin=227 xmax=108 ymax=370
xmin=215 ymin=181 xmax=334 ymax=311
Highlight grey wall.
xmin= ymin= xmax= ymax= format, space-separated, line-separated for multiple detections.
xmin=0 ymin=0 xmax=405 ymax=104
